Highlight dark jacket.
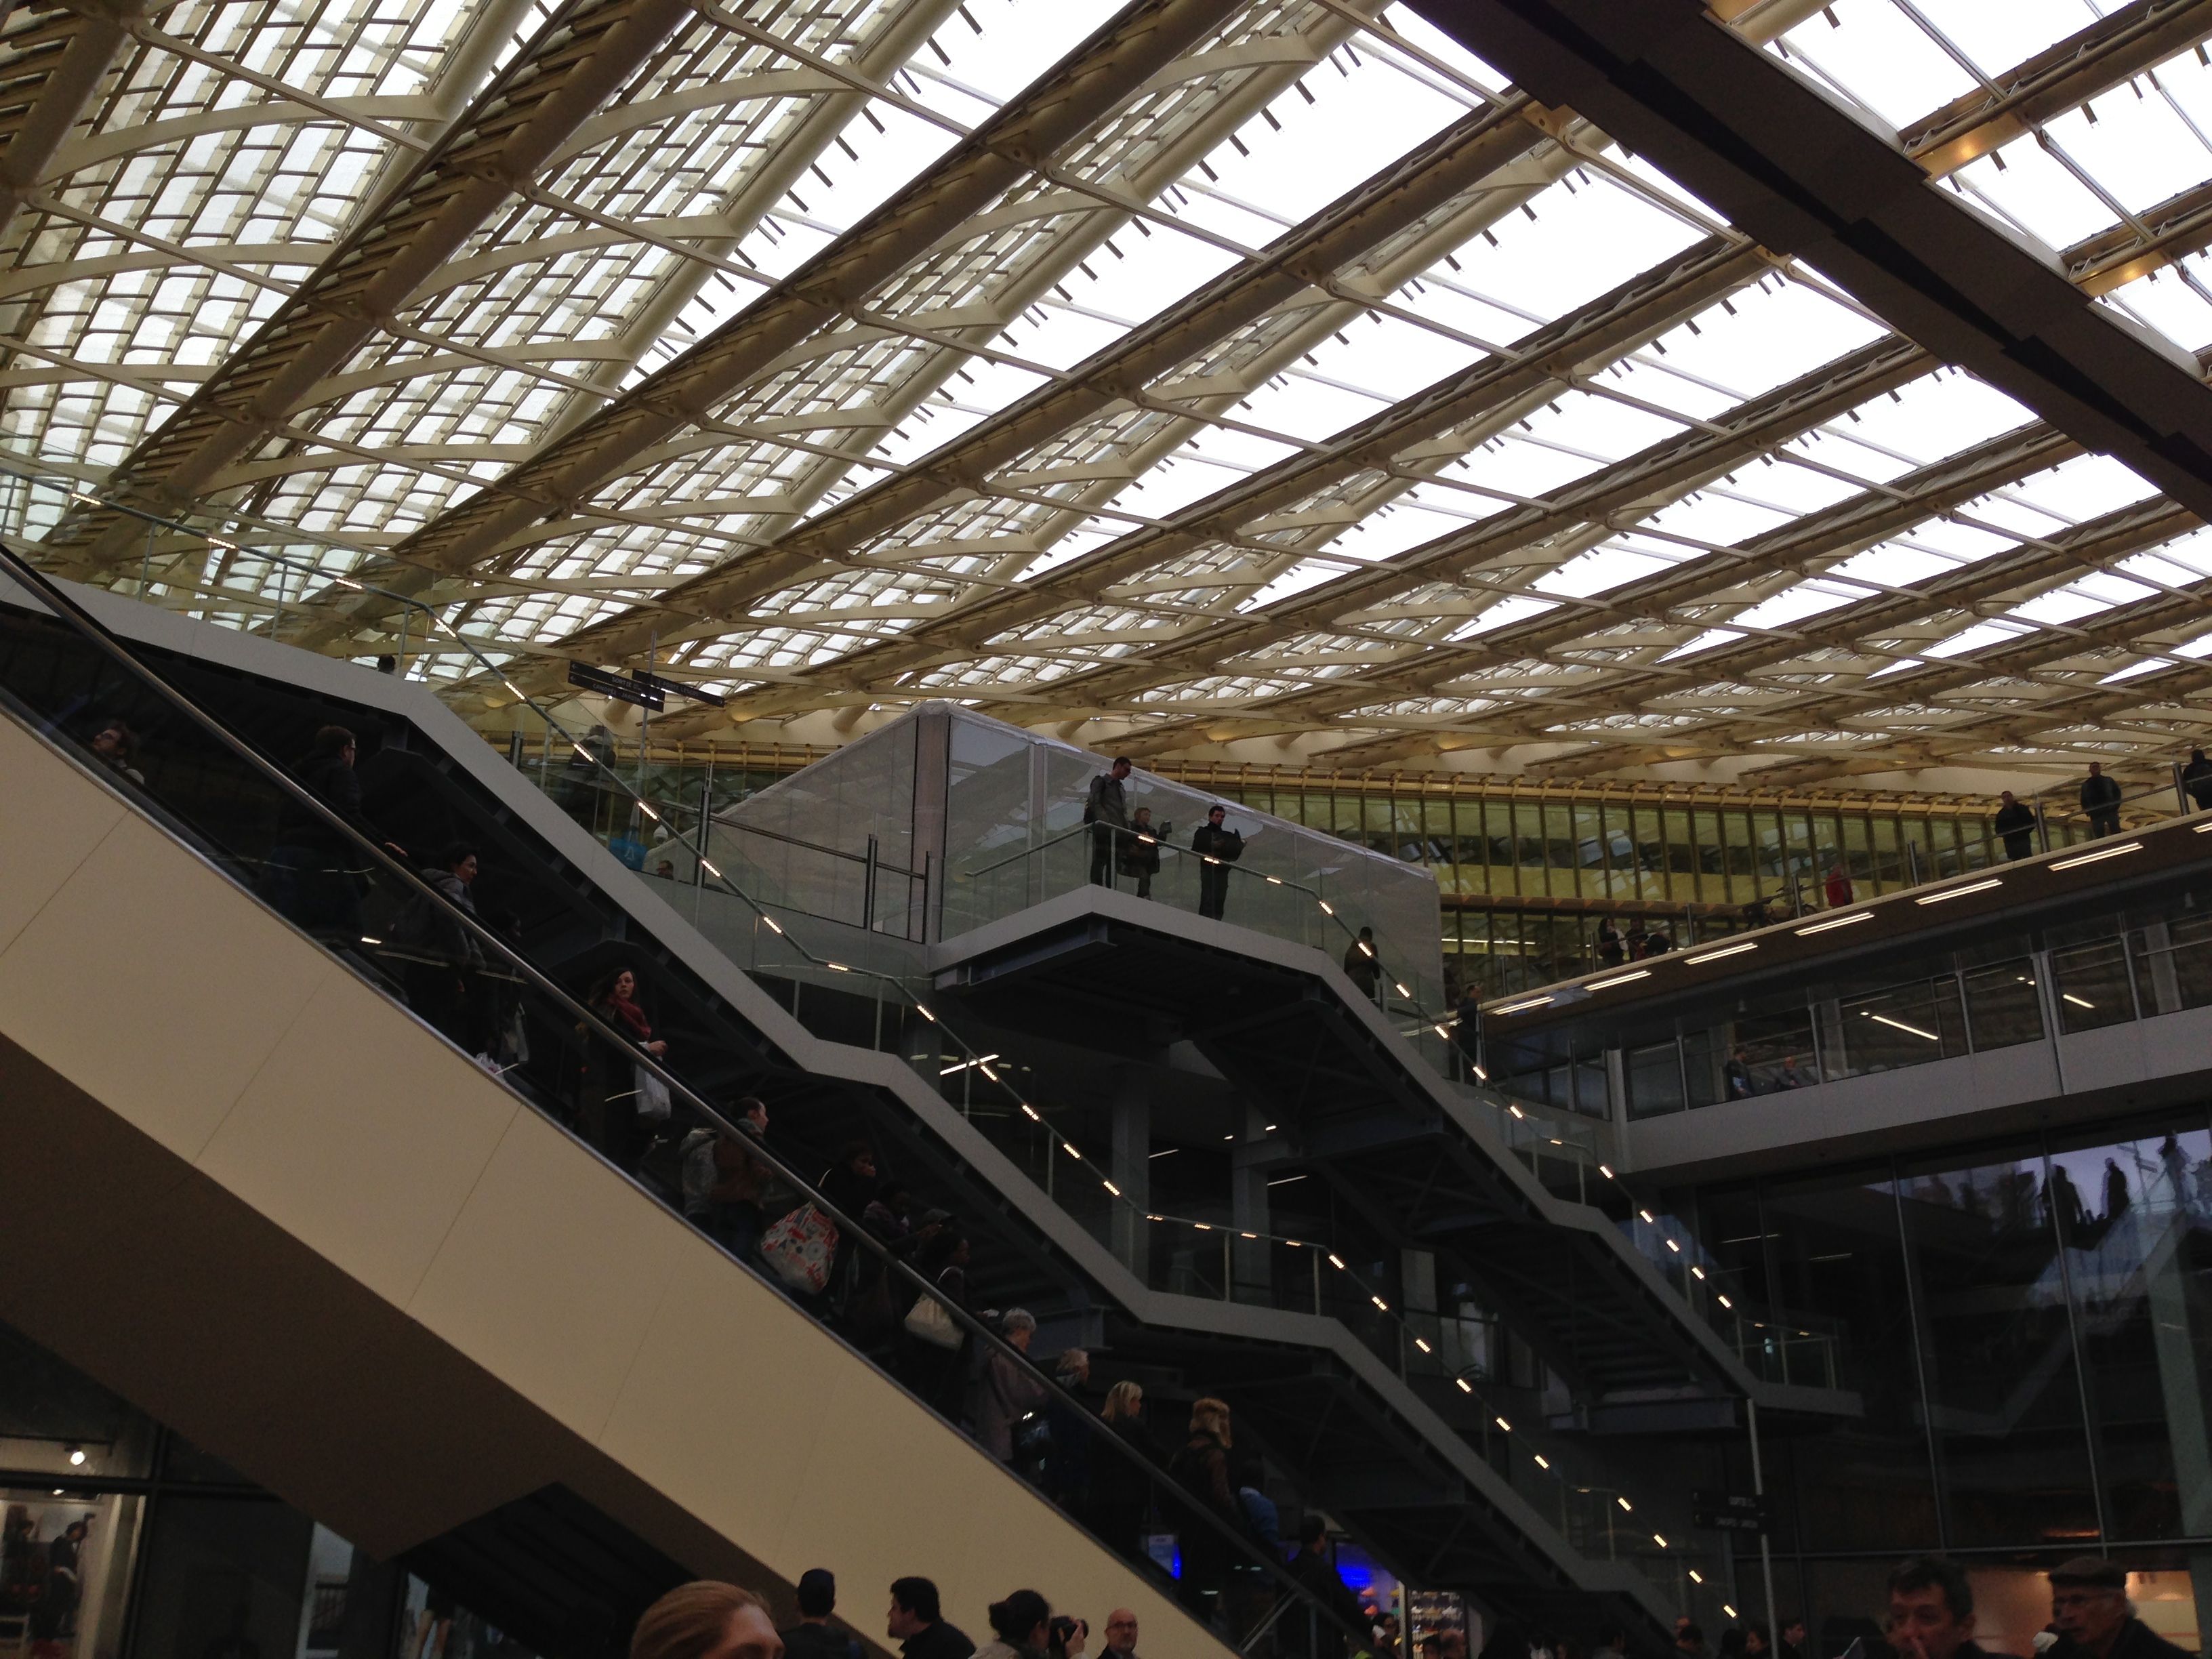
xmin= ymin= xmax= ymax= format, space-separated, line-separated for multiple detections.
xmin=1120 ymin=823 xmax=1162 ymax=877
xmin=2185 ymin=755 xmax=2212 ymax=808
xmin=902 ymin=1626 xmax=976 ymax=1659
xmin=286 ymin=754 xmax=385 ymax=851
xmin=396 ymin=867 xmax=484 ymax=966
xmin=1286 ymin=1546 xmax=1367 ymax=1654
xmin=1191 ymin=822 xmax=1243 ymax=863
xmin=1168 ymin=1428 xmax=1239 ymax=1521
xmin=2047 ymin=1630 xmax=2189 ymax=1659
xmin=1343 ymin=941 xmax=1378 ymax=996
xmin=1086 ymin=772 xmax=1128 ymax=828
xmin=2081 ymin=772 xmax=2123 ymax=811
xmin=783 ymin=1626 xmax=861 ymax=1659
xmin=1992 ymin=800 xmax=2035 ymax=847
xmin=974 ymin=1347 xmax=1050 ymax=1461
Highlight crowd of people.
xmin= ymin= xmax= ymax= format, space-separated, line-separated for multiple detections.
xmin=1085 ymin=757 xmax=1248 ymax=922
xmin=620 ymin=1549 xmax=2194 ymax=1659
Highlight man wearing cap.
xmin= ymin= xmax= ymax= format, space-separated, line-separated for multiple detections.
xmin=2047 ymin=1558 xmax=2188 ymax=1659
xmin=782 ymin=1569 xmax=861 ymax=1659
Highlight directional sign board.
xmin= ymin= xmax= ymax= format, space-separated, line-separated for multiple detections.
xmin=567 ymin=661 xmax=662 ymax=710
xmin=630 ymin=669 xmax=725 ymax=708
xmin=1691 ymin=1490 xmax=1773 ymax=1534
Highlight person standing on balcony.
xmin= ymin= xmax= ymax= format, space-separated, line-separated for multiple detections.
xmin=1824 ymin=861 xmax=1854 ymax=908
xmin=2184 ymin=747 xmax=2212 ymax=813
xmin=1596 ymin=917 xmax=1624 ymax=967
xmin=1343 ymin=928 xmax=1380 ymax=1000
xmin=1191 ymin=806 xmax=1244 ymax=920
xmin=2081 ymin=762 xmax=2123 ymax=838
xmin=1120 ymin=807 xmax=1162 ymax=899
xmin=1993 ymin=791 xmax=2036 ymax=860
xmin=1086 ymin=758 xmax=1131 ymax=888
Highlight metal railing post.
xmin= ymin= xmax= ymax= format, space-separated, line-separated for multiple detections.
xmin=863 ymin=834 xmax=878 ymax=933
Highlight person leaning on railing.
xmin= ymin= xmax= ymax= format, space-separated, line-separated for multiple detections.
xmin=2081 ymin=761 xmax=2123 ymax=838
xmin=1120 ymin=807 xmax=1162 ymax=899
xmin=1190 ymin=806 xmax=1244 ymax=920
xmin=1085 ymin=758 xmax=1131 ymax=887
xmin=2184 ymin=747 xmax=2212 ymax=813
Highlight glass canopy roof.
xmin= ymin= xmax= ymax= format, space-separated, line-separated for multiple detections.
xmin=7 ymin=0 xmax=2212 ymax=788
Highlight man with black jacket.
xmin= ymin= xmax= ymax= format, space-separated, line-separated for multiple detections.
xmin=2081 ymin=762 xmax=2123 ymax=838
xmin=2183 ymin=747 xmax=2212 ymax=812
xmin=2045 ymin=1557 xmax=2190 ymax=1659
xmin=1191 ymin=804 xmax=1244 ymax=920
xmin=887 ymin=1578 xmax=973 ymax=1659
xmin=1087 ymin=758 xmax=1131 ymax=887
xmin=1992 ymin=790 xmax=2036 ymax=860
xmin=1285 ymin=1516 xmax=1367 ymax=1659
xmin=783 ymin=1570 xmax=861 ymax=1659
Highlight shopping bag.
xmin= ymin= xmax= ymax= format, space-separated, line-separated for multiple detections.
xmin=759 ymin=1204 xmax=838 ymax=1294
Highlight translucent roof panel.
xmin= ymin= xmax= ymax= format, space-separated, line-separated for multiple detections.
xmin=14 ymin=0 xmax=2212 ymax=788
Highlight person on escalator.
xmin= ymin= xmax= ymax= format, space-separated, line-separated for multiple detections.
xmin=697 ymin=1097 xmax=772 ymax=1263
xmin=972 ymin=1309 xmax=1050 ymax=1466
xmin=584 ymin=966 xmax=669 ymax=1176
xmin=817 ymin=1141 xmax=880 ymax=1312
xmin=1285 ymin=1516 xmax=1366 ymax=1659
xmin=88 ymin=718 xmax=145 ymax=785
xmin=1343 ymin=928 xmax=1380 ymax=1000
xmin=901 ymin=1228 xmax=972 ymax=1416
xmin=271 ymin=725 xmax=408 ymax=941
xmin=394 ymin=842 xmax=486 ymax=1050
xmin=1166 ymin=1397 xmax=1240 ymax=1624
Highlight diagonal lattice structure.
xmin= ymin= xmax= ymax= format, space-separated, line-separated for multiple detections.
xmin=12 ymin=0 xmax=2212 ymax=788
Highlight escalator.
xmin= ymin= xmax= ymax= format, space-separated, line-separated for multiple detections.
xmin=0 ymin=558 xmax=1355 ymax=1659
xmin=0 ymin=556 xmax=1813 ymax=1636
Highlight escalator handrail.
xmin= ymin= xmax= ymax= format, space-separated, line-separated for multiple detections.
xmin=0 ymin=543 xmax=1367 ymax=1646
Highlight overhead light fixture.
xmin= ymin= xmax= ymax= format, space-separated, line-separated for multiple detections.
xmin=1864 ymin=1010 xmax=1939 ymax=1042
xmin=1586 ymin=968 xmax=1650 ymax=989
xmin=65 ymin=1446 xmax=84 ymax=1467
xmin=2062 ymin=993 xmax=2095 ymax=1010
xmin=1493 ymin=995 xmax=1554 ymax=1014
xmin=1797 ymin=911 xmax=1871 ymax=935
xmin=1916 ymin=876 xmax=2001 ymax=905
xmin=2051 ymin=841 xmax=2139 ymax=869
xmin=1686 ymin=941 xmax=1757 ymax=964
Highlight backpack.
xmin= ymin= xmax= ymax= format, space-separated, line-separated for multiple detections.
xmin=679 ymin=1128 xmax=719 ymax=1210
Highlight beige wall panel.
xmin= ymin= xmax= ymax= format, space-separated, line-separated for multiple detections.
xmin=596 ymin=1226 xmax=834 ymax=1553
xmin=406 ymin=1105 xmax=685 ymax=1441
xmin=0 ymin=810 xmax=329 ymax=1159
xmin=197 ymin=968 xmax=522 ymax=1306
xmin=0 ymin=720 xmax=127 ymax=956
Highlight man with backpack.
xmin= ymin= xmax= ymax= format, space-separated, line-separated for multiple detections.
xmin=1086 ymin=758 xmax=1132 ymax=887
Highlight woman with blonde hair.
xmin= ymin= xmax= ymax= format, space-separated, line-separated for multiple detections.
xmin=1092 ymin=1379 xmax=1157 ymax=1551
xmin=632 ymin=1582 xmax=779 ymax=1659
xmin=1167 ymin=1397 xmax=1241 ymax=1618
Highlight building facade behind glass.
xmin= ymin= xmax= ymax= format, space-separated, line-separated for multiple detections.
xmin=0 ymin=1322 xmax=531 ymax=1659
xmin=1662 ymin=1101 xmax=2212 ymax=1655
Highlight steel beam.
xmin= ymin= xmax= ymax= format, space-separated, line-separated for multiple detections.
xmin=357 ymin=0 xmax=1252 ymax=594
xmin=0 ymin=1 xmax=140 ymax=243
xmin=40 ymin=0 xmax=703 ymax=573
xmin=552 ymin=94 xmax=1559 ymax=670
xmin=1405 ymin=0 xmax=2212 ymax=523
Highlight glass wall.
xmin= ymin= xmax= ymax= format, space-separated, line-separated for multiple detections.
xmin=1668 ymin=1105 xmax=2212 ymax=1653
xmin=0 ymin=1321 xmax=538 ymax=1659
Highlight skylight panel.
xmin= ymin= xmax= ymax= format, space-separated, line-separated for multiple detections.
xmin=1432 ymin=167 xmax=1705 ymax=330
xmin=1769 ymin=1 xmax=1976 ymax=129
xmin=1947 ymin=135 xmax=2122 ymax=256
xmin=1999 ymin=451 xmax=2158 ymax=526
xmin=2093 ymin=260 xmax=2212 ymax=356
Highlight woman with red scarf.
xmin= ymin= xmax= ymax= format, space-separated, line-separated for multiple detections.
xmin=585 ymin=966 xmax=669 ymax=1173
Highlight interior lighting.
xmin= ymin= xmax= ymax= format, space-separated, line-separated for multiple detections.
xmin=1916 ymin=877 xmax=2002 ymax=905
xmin=2051 ymin=842 xmax=2140 ymax=869
xmin=1653 ymin=1533 xmax=1668 ymax=1549
xmin=1021 ymin=1105 xmax=1040 ymax=1121
xmin=1414 ymin=1337 xmax=1433 ymax=1353
xmin=1864 ymin=1010 xmax=1939 ymax=1042
xmin=359 ymin=937 xmax=382 ymax=946
xmin=1472 ymin=1063 xmax=1489 ymax=1081
xmin=1317 ymin=900 xmax=1334 ymax=916
xmin=1686 ymin=941 xmax=1757 ymax=964
xmin=1638 ymin=1208 xmax=1655 ymax=1223
xmin=1371 ymin=1295 xmax=1389 ymax=1311
xmin=1357 ymin=941 xmax=1376 ymax=958
xmin=1617 ymin=1498 xmax=1633 ymax=1513
xmin=1691 ymin=1266 xmax=1706 ymax=1279
xmin=1586 ymin=969 xmax=1650 ymax=989
xmin=1718 ymin=1295 xmax=1734 ymax=1308
xmin=1455 ymin=1378 xmax=1473 ymax=1393
xmin=68 ymin=491 xmax=100 ymax=506
xmin=1393 ymin=982 xmax=1410 ymax=998
xmin=1265 ymin=875 xmax=1284 ymax=884
xmin=1194 ymin=1223 xmax=1212 ymax=1231
xmin=637 ymin=803 xmax=659 ymax=821
xmin=1665 ymin=1239 xmax=1681 ymax=1252
xmin=1534 ymin=1454 xmax=1551 ymax=1469
xmin=1598 ymin=1164 xmax=1615 ymax=1179
xmin=1797 ymin=911 xmax=1871 ymax=935
xmin=827 ymin=961 xmax=851 ymax=972
xmin=1063 ymin=1143 xmax=1081 ymax=1159
xmin=1493 ymin=995 xmax=1554 ymax=1013
xmin=65 ymin=1447 xmax=84 ymax=1467
xmin=333 ymin=573 xmax=360 ymax=589
xmin=1689 ymin=1571 xmax=1705 ymax=1585
xmin=1723 ymin=1607 xmax=1738 ymax=1620
xmin=2063 ymin=993 xmax=2096 ymax=1010
xmin=1495 ymin=1416 xmax=1512 ymax=1432
xmin=916 ymin=1004 xmax=937 ymax=1021
xmin=2195 ymin=820 xmax=2212 ymax=834
xmin=1328 ymin=1253 xmax=1347 ymax=1269
xmin=1103 ymin=1180 xmax=1120 ymax=1196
